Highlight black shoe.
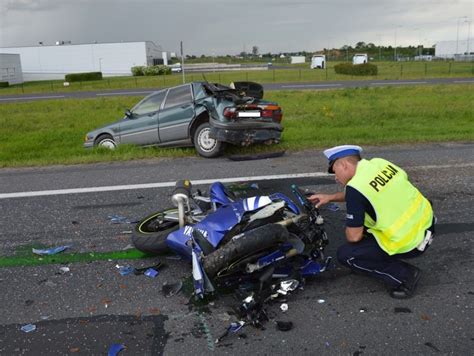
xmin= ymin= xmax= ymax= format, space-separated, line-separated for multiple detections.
xmin=389 ymin=265 xmax=421 ymax=299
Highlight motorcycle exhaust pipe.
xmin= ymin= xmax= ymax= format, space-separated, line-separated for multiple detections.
xmin=171 ymin=180 xmax=192 ymax=228
xmin=276 ymin=214 xmax=308 ymax=227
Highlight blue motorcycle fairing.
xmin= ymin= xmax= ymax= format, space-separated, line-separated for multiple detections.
xmin=269 ymin=193 xmax=300 ymax=214
xmin=209 ymin=182 xmax=234 ymax=206
xmin=167 ymin=194 xmax=289 ymax=255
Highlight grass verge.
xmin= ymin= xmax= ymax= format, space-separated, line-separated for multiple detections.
xmin=0 ymin=84 xmax=472 ymax=168
xmin=0 ymin=61 xmax=472 ymax=95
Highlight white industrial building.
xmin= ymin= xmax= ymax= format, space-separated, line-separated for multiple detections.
xmin=0 ymin=41 xmax=165 ymax=81
xmin=0 ymin=53 xmax=24 ymax=84
xmin=435 ymin=39 xmax=474 ymax=59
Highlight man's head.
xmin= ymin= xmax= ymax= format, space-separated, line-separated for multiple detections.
xmin=324 ymin=145 xmax=362 ymax=185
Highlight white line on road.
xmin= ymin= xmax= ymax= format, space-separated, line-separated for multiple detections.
xmin=453 ymin=80 xmax=474 ymax=83
xmin=0 ymin=95 xmax=65 ymax=101
xmin=370 ymin=81 xmax=427 ymax=86
xmin=96 ymin=91 xmax=154 ymax=96
xmin=0 ymin=172 xmax=330 ymax=199
xmin=2 ymin=162 xmax=473 ymax=199
xmin=281 ymin=84 xmax=342 ymax=88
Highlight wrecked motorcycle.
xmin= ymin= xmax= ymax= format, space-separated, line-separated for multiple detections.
xmin=132 ymin=180 xmax=331 ymax=298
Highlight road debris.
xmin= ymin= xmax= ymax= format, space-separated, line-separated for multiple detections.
xmin=215 ymin=321 xmax=245 ymax=344
xmin=276 ymin=320 xmax=293 ymax=331
xmin=20 ymin=324 xmax=36 ymax=333
xmin=162 ymin=281 xmax=183 ymax=297
xmin=108 ymin=343 xmax=126 ymax=356
xmin=32 ymin=245 xmax=71 ymax=255
xmin=144 ymin=268 xmax=159 ymax=278
xmin=280 ymin=303 xmax=288 ymax=312
xmin=115 ymin=265 xmax=135 ymax=276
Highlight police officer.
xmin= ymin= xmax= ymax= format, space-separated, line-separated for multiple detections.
xmin=309 ymin=145 xmax=435 ymax=298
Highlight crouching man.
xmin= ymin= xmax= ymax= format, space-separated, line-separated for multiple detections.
xmin=309 ymin=145 xmax=435 ymax=298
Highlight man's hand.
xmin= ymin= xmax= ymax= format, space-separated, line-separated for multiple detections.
xmin=308 ymin=191 xmax=345 ymax=208
xmin=307 ymin=194 xmax=332 ymax=208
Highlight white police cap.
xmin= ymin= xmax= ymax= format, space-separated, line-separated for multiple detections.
xmin=323 ymin=145 xmax=363 ymax=173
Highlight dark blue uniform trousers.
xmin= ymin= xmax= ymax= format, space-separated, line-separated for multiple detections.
xmin=337 ymin=236 xmax=427 ymax=288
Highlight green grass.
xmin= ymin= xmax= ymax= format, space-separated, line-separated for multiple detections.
xmin=1 ymin=61 xmax=473 ymax=95
xmin=0 ymin=84 xmax=472 ymax=168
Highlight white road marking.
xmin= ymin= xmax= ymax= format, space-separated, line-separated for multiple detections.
xmin=370 ymin=81 xmax=427 ymax=85
xmin=96 ymin=91 xmax=154 ymax=96
xmin=281 ymin=84 xmax=342 ymax=88
xmin=0 ymin=95 xmax=65 ymax=101
xmin=1 ymin=162 xmax=473 ymax=200
xmin=0 ymin=172 xmax=329 ymax=199
xmin=453 ymin=80 xmax=474 ymax=83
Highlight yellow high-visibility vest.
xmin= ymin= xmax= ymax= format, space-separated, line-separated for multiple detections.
xmin=347 ymin=158 xmax=433 ymax=255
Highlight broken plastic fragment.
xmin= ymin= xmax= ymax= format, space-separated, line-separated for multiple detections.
xmin=108 ymin=215 xmax=131 ymax=224
xmin=162 ymin=281 xmax=183 ymax=298
xmin=326 ymin=203 xmax=340 ymax=211
xmin=317 ymin=299 xmax=325 ymax=304
xmin=277 ymin=279 xmax=299 ymax=295
xmin=32 ymin=245 xmax=71 ymax=255
xmin=280 ymin=303 xmax=288 ymax=312
xmin=59 ymin=267 xmax=70 ymax=274
xmin=133 ymin=262 xmax=163 ymax=275
xmin=144 ymin=268 xmax=159 ymax=278
xmin=20 ymin=324 xmax=36 ymax=333
xmin=108 ymin=343 xmax=125 ymax=356
xmin=215 ymin=321 xmax=245 ymax=343
xmin=276 ymin=320 xmax=293 ymax=331
xmin=116 ymin=265 xmax=135 ymax=276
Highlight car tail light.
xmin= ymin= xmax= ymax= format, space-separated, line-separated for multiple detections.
xmin=261 ymin=110 xmax=273 ymax=118
xmin=223 ymin=107 xmax=237 ymax=119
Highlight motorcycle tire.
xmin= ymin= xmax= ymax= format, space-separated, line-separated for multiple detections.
xmin=132 ymin=209 xmax=179 ymax=255
xmin=203 ymin=223 xmax=289 ymax=278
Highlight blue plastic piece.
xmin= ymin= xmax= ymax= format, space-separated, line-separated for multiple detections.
xmin=20 ymin=324 xmax=36 ymax=333
xmin=144 ymin=268 xmax=159 ymax=278
xmin=108 ymin=343 xmax=125 ymax=356
xmin=32 ymin=245 xmax=71 ymax=255
xmin=300 ymin=260 xmax=321 ymax=276
xmin=118 ymin=266 xmax=135 ymax=276
xmin=326 ymin=203 xmax=340 ymax=211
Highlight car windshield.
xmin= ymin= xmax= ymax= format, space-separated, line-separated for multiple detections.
xmin=131 ymin=90 xmax=166 ymax=116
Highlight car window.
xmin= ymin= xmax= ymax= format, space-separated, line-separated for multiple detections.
xmin=163 ymin=85 xmax=192 ymax=109
xmin=131 ymin=91 xmax=166 ymax=115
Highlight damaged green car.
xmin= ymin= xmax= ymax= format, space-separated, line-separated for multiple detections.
xmin=84 ymin=81 xmax=283 ymax=158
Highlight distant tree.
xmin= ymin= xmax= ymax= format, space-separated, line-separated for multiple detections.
xmin=367 ymin=43 xmax=376 ymax=49
xmin=239 ymin=51 xmax=247 ymax=57
xmin=355 ymin=41 xmax=366 ymax=49
xmin=252 ymin=46 xmax=259 ymax=56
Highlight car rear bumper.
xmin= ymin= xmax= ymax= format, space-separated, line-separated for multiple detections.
xmin=209 ymin=117 xmax=283 ymax=146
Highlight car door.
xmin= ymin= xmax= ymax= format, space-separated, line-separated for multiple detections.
xmin=119 ymin=90 xmax=166 ymax=145
xmin=158 ymin=84 xmax=195 ymax=143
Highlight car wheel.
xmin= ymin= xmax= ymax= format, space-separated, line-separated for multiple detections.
xmin=95 ymin=134 xmax=117 ymax=149
xmin=193 ymin=123 xmax=225 ymax=158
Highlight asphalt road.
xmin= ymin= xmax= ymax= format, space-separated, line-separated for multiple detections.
xmin=0 ymin=77 xmax=473 ymax=103
xmin=0 ymin=143 xmax=473 ymax=355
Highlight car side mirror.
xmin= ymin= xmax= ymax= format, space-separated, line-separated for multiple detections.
xmin=125 ymin=109 xmax=133 ymax=118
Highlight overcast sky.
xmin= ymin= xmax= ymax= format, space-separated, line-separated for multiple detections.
xmin=0 ymin=0 xmax=472 ymax=54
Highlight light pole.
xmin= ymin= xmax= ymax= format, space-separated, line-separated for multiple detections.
xmin=376 ymin=33 xmax=382 ymax=61
xmin=99 ymin=58 xmax=103 ymax=72
xmin=394 ymin=26 xmax=402 ymax=61
xmin=466 ymin=20 xmax=472 ymax=55
xmin=456 ymin=16 xmax=468 ymax=56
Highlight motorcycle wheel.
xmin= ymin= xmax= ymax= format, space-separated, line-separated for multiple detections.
xmin=132 ymin=208 xmax=179 ymax=254
xmin=203 ymin=224 xmax=289 ymax=278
